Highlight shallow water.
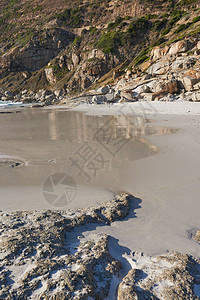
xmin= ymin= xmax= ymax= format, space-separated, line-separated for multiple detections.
xmin=0 ymin=107 xmax=176 ymax=211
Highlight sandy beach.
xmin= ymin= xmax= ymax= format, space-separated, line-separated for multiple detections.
xmin=1 ymin=101 xmax=200 ymax=256
xmin=69 ymin=101 xmax=200 ymax=256
xmin=1 ymin=101 xmax=200 ymax=299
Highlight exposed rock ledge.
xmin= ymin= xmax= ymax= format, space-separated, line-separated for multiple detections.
xmin=0 ymin=193 xmax=130 ymax=299
xmin=1 ymin=193 xmax=200 ymax=299
xmin=118 ymin=251 xmax=200 ymax=300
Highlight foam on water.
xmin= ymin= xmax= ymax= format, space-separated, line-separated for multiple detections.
xmin=0 ymin=101 xmax=23 ymax=108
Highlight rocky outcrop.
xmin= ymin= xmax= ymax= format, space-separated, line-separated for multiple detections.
xmin=0 ymin=29 xmax=75 ymax=72
xmin=0 ymin=193 xmax=130 ymax=299
xmin=118 ymin=251 xmax=200 ymax=300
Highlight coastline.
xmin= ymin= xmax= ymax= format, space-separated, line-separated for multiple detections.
xmin=1 ymin=101 xmax=200 ymax=298
xmin=66 ymin=101 xmax=200 ymax=256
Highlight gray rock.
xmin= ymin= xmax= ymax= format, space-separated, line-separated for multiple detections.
xmin=147 ymin=59 xmax=170 ymax=75
xmin=4 ymin=91 xmax=13 ymax=98
xmin=45 ymin=94 xmax=56 ymax=101
xmin=1 ymin=96 xmax=7 ymax=101
xmin=171 ymin=57 xmax=196 ymax=70
xmin=190 ymin=91 xmax=200 ymax=102
xmin=141 ymin=93 xmax=154 ymax=101
xmin=96 ymin=85 xmax=110 ymax=95
xmin=54 ymin=89 xmax=64 ymax=97
xmin=118 ymin=251 xmax=200 ymax=300
xmin=21 ymin=89 xmax=28 ymax=95
xmin=0 ymin=193 xmax=130 ymax=299
xmin=92 ymin=95 xmax=107 ymax=103
xmin=132 ymin=84 xmax=151 ymax=95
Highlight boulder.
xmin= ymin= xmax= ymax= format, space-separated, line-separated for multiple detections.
xmin=88 ymin=49 xmax=105 ymax=60
xmin=183 ymin=77 xmax=194 ymax=91
xmin=113 ymin=91 xmax=121 ymax=101
xmin=54 ymin=89 xmax=64 ymax=97
xmin=168 ymin=40 xmax=188 ymax=56
xmin=21 ymin=90 xmax=28 ymax=95
xmin=1 ymin=96 xmax=7 ymax=101
xmin=4 ymin=91 xmax=13 ymax=98
xmin=92 ymin=95 xmax=107 ymax=104
xmin=104 ymin=93 xmax=115 ymax=102
xmin=147 ymin=59 xmax=170 ymax=75
xmin=45 ymin=68 xmax=57 ymax=84
xmin=182 ymin=70 xmax=200 ymax=91
xmin=193 ymin=82 xmax=200 ymax=90
xmin=96 ymin=85 xmax=110 ymax=95
xmin=191 ymin=92 xmax=200 ymax=102
xmin=125 ymin=69 xmax=132 ymax=79
xmin=150 ymin=45 xmax=169 ymax=61
xmin=132 ymin=84 xmax=151 ymax=95
xmin=45 ymin=94 xmax=56 ymax=101
xmin=141 ymin=93 xmax=154 ymax=101
xmin=162 ymin=80 xmax=178 ymax=94
xmin=171 ymin=57 xmax=195 ymax=70
xmin=72 ymin=53 xmax=79 ymax=67
xmin=120 ymin=91 xmax=134 ymax=101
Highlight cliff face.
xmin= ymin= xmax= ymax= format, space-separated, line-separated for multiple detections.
xmin=0 ymin=0 xmax=200 ymax=95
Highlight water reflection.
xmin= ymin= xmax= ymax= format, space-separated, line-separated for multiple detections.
xmin=48 ymin=111 xmax=58 ymax=141
xmin=0 ymin=108 xmax=176 ymax=187
xmin=0 ymin=108 xmax=177 ymax=211
xmin=45 ymin=110 xmax=175 ymax=143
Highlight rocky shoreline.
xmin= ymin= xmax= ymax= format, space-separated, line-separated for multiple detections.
xmin=0 ymin=38 xmax=200 ymax=108
xmin=1 ymin=193 xmax=200 ymax=299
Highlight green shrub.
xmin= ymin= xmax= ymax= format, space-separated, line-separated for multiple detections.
xmin=107 ymin=17 xmax=123 ymax=30
xmin=174 ymin=22 xmax=192 ymax=33
xmin=56 ymin=8 xmax=82 ymax=27
xmin=97 ymin=31 xmax=122 ymax=53
xmin=192 ymin=16 xmax=200 ymax=23
xmin=179 ymin=0 xmax=198 ymax=5
xmin=162 ymin=27 xmax=171 ymax=35
xmin=152 ymin=18 xmax=167 ymax=31
xmin=151 ymin=37 xmax=166 ymax=47
xmin=144 ymin=14 xmax=158 ymax=20
xmin=73 ymin=36 xmax=82 ymax=45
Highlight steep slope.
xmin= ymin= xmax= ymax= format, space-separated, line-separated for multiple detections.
xmin=0 ymin=0 xmax=199 ymax=96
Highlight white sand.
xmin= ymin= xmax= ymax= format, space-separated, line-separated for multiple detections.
xmin=70 ymin=101 xmax=200 ymax=257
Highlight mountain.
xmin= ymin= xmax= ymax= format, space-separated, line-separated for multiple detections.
xmin=0 ymin=0 xmax=199 ymax=97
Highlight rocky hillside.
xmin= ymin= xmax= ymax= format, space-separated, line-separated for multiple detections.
xmin=0 ymin=0 xmax=200 ymax=98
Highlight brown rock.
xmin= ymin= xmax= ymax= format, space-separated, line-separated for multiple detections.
xmin=150 ymin=45 xmax=169 ymax=61
xmin=168 ymin=40 xmax=189 ymax=56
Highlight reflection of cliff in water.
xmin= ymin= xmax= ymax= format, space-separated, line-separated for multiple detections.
xmin=0 ymin=108 xmax=177 ymax=190
xmin=46 ymin=110 xmax=176 ymax=144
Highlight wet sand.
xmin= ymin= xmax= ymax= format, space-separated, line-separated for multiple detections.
xmin=0 ymin=107 xmax=174 ymax=212
xmin=70 ymin=102 xmax=200 ymax=257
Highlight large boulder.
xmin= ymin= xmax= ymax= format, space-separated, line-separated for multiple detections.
xmin=182 ymin=70 xmax=200 ymax=91
xmin=132 ymin=84 xmax=151 ymax=95
xmin=45 ymin=68 xmax=57 ymax=84
xmin=168 ymin=40 xmax=189 ymax=56
xmin=72 ymin=53 xmax=80 ymax=67
xmin=150 ymin=45 xmax=169 ymax=61
xmin=88 ymin=49 xmax=105 ymax=60
xmin=171 ymin=57 xmax=196 ymax=70
xmin=92 ymin=95 xmax=107 ymax=104
xmin=96 ymin=85 xmax=110 ymax=95
xmin=190 ymin=92 xmax=200 ymax=102
xmin=147 ymin=59 xmax=170 ymax=75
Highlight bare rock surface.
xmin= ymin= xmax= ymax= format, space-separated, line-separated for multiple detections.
xmin=0 ymin=193 xmax=130 ymax=299
xmin=118 ymin=251 xmax=200 ymax=300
